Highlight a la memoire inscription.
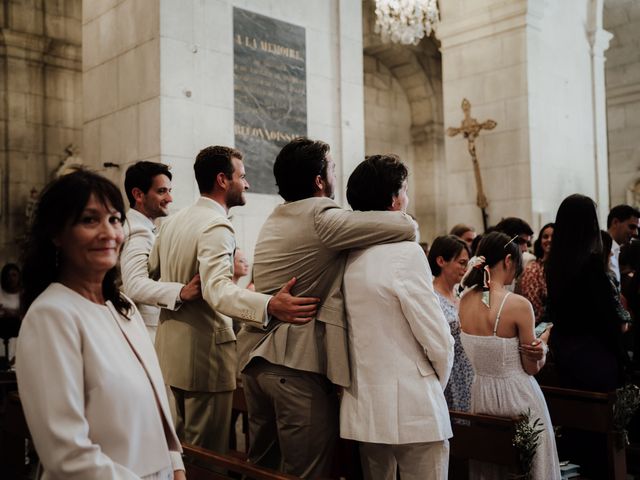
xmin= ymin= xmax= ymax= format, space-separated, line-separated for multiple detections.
xmin=233 ymin=8 xmax=307 ymax=195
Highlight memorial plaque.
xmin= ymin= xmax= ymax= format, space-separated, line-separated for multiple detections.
xmin=233 ymin=7 xmax=307 ymax=195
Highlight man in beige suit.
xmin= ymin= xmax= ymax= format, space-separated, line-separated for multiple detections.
xmin=150 ymin=146 xmax=319 ymax=454
xmin=237 ymin=138 xmax=418 ymax=478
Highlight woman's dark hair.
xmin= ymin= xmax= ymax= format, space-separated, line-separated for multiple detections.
xmin=546 ymin=194 xmax=602 ymax=298
xmin=0 ymin=263 xmax=20 ymax=292
xmin=21 ymin=169 xmax=132 ymax=317
xmin=346 ymin=154 xmax=408 ymax=211
xmin=533 ymin=222 xmax=554 ymax=260
xmin=428 ymin=235 xmax=470 ymax=276
xmin=273 ymin=138 xmax=330 ymax=202
xmin=601 ymin=230 xmax=613 ymax=270
xmin=462 ymin=231 xmax=523 ymax=289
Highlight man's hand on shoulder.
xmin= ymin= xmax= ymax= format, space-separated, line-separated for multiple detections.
xmin=179 ymin=274 xmax=202 ymax=302
xmin=267 ymin=277 xmax=320 ymax=324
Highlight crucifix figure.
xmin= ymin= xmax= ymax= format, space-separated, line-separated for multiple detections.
xmin=446 ymin=98 xmax=497 ymax=231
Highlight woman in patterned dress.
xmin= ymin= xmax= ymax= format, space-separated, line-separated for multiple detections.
xmin=428 ymin=235 xmax=474 ymax=412
xmin=517 ymin=223 xmax=554 ymax=323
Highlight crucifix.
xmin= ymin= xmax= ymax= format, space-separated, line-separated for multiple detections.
xmin=446 ymin=98 xmax=496 ymax=231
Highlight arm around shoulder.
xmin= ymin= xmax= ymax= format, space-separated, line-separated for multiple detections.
xmin=314 ymin=201 xmax=417 ymax=251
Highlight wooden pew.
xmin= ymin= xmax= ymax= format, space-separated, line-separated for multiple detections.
xmin=448 ymin=410 xmax=522 ymax=479
xmin=183 ymin=443 xmax=299 ymax=480
xmin=0 ymin=390 xmax=30 ymax=479
xmin=541 ymin=385 xmax=625 ymax=480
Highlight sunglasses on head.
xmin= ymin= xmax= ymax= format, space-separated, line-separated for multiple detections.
xmin=504 ymin=235 xmax=531 ymax=249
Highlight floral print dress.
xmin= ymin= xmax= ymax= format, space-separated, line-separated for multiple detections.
xmin=435 ymin=291 xmax=474 ymax=412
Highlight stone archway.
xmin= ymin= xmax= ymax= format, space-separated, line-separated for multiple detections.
xmin=361 ymin=0 xmax=446 ymax=241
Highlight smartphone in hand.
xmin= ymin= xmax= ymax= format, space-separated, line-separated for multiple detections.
xmin=535 ymin=322 xmax=552 ymax=337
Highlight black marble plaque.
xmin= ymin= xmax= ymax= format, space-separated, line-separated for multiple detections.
xmin=233 ymin=7 xmax=307 ymax=195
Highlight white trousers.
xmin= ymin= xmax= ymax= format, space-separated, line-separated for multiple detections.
xmin=359 ymin=439 xmax=449 ymax=480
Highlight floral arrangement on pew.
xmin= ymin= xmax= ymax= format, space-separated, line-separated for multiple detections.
xmin=613 ymin=383 xmax=640 ymax=448
xmin=511 ymin=409 xmax=544 ymax=480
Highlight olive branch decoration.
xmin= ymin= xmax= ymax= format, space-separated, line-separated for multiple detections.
xmin=613 ymin=384 xmax=640 ymax=448
xmin=510 ymin=409 xmax=544 ymax=480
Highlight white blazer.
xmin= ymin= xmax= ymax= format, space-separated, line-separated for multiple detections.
xmin=120 ymin=208 xmax=184 ymax=327
xmin=340 ymin=241 xmax=455 ymax=444
xmin=16 ymin=283 xmax=183 ymax=479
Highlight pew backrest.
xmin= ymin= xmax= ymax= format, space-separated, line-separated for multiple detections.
xmin=182 ymin=443 xmax=300 ymax=480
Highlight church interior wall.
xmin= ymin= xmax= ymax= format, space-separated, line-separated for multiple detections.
xmin=527 ymin=0 xmax=599 ymax=228
xmin=604 ymin=0 xmax=640 ymax=209
xmin=362 ymin=0 xmax=446 ymax=241
xmin=439 ymin=2 xmax=533 ymax=232
xmin=0 ymin=0 xmax=82 ymax=266
xmin=82 ymin=0 xmax=364 ymax=265
xmin=362 ymin=56 xmax=416 ymax=219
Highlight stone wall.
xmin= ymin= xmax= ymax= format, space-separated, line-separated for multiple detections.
xmin=0 ymin=0 xmax=83 ymax=265
xmin=83 ymin=0 xmax=365 ymax=261
xmin=363 ymin=55 xmax=415 ymax=209
xmin=605 ymin=0 xmax=640 ymax=208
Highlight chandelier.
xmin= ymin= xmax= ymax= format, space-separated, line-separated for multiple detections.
xmin=374 ymin=0 xmax=440 ymax=45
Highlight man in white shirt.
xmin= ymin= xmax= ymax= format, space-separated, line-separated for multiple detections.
xmin=607 ymin=204 xmax=640 ymax=283
xmin=120 ymin=161 xmax=201 ymax=342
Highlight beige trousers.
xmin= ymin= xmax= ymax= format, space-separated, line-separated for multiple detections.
xmin=359 ymin=439 xmax=450 ymax=480
xmin=242 ymin=360 xmax=339 ymax=479
xmin=170 ymin=387 xmax=233 ymax=454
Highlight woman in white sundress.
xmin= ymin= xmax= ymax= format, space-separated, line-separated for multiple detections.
xmin=458 ymin=231 xmax=561 ymax=480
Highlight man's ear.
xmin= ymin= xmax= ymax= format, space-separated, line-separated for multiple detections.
xmin=215 ymin=172 xmax=228 ymax=190
xmin=131 ymin=187 xmax=144 ymax=206
xmin=314 ymin=174 xmax=324 ymax=193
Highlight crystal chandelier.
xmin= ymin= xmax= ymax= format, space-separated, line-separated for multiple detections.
xmin=374 ymin=0 xmax=440 ymax=45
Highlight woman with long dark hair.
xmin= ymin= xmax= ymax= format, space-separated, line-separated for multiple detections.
xmin=545 ymin=194 xmax=628 ymax=392
xmin=17 ymin=170 xmax=185 ymax=479
xmin=459 ymin=231 xmax=559 ymax=479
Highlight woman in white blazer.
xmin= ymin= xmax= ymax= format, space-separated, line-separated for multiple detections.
xmin=341 ymin=155 xmax=455 ymax=480
xmin=16 ymin=170 xmax=185 ymax=480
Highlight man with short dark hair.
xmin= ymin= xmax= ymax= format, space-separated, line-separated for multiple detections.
xmin=237 ymin=139 xmax=417 ymax=478
xmin=607 ymin=204 xmax=640 ymax=282
xmin=120 ymin=161 xmax=201 ymax=342
xmin=150 ymin=146 xmax=319 ymax=454
xmin=341 ymin=155 xmax=454 ymax=480
xmin=494 ymin=217 xmax=534 ymax=253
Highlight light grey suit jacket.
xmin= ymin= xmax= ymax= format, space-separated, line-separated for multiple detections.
xmin=150 ymin=197 xmax=271 ymax=392
xmin=120 ymin=208 xmax=183 ymax=327
xmin=237 ymin=197 xmax=417 ymax=387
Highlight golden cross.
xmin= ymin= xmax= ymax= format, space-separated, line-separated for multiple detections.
xmin=446 ymin=98 xmax=497 ymax=231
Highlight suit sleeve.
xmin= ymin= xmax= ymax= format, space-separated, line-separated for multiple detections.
xmin=121 ymin=223 xmax=183 ymax=310
xmin=198 ymin=220 xmax=271 ymax=326
xmin=314 ymin=203 xmax=417 ymax=252
xmin=393 ymin=244 xmax=455 ymax=389
xmin=16 ymin=304 xmax=141 ymax=480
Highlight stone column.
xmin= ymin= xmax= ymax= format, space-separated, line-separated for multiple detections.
xmin=438 ymin=0 xmax=608 ymax=232
xmin=0 ymin=1 xmax=82 ymax=264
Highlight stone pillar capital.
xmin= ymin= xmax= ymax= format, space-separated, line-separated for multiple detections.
xmin=588 ymin=28 xmax=613 ymax=58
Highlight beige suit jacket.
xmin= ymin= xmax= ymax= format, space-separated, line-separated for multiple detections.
xmin=16 ymin=283 xmax=183 ymax=479
xmin=150 ymin=197 xmax=270 ymax=392
xmin=237 ymin=197 xmax=416 ymax=387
